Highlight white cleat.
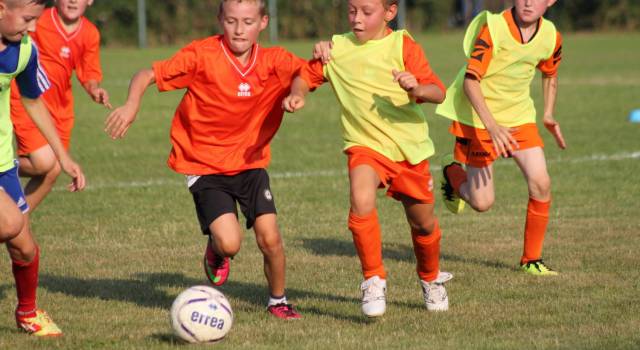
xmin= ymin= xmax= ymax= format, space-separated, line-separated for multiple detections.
xmin=360 ymin=276 xmax=386 ymax=317
xmin=420 ymin=271 xmax=453 ymax=312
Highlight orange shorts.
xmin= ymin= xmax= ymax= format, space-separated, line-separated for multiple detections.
xmin=346 ymin=146 xmax=434 ymax=204
xmin=11 ymin=100 xmax=73 ymax=156
xmin=449 ymin=121 xmax=544 ymax=167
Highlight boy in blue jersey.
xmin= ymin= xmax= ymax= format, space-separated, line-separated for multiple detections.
xmin=0 ymin=0 xmax=85 ymax=336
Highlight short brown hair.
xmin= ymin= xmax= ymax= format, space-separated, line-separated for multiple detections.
xmin=2 ymin=0 xmax=48 ymax=8
xmin=384 ymin=0 xmax=399 ymax=7
xmin=218 ymin=0 xmax=267 ymax=17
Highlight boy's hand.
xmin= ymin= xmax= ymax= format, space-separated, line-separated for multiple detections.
xmin=486 ymin=123 xmax=519 ymax=158
xmin=282 ymin=94 xmax=305 ymax=113
xmin=543 ymin=115 xmax=566 ymax=149
xmin=312 ymin=41 xmax=333 ymax=65
xmin=90 ymin=87 xmax=113 ymax=109
xmin=58 ymin=156 xmax=86 ymax=192
xmin=105 ymin=103 xmax=138 ymax=139
xmin=392 ymin=69 xmax=419 ymax=92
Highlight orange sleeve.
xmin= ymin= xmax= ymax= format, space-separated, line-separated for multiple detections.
xmin=76 ymin=24 xmax=103 ymax=83
xmin=152 ymin=41 xmax=199 ymax=92
xmin=272 ymin=48 xmax=306 ymax=88
xmin=299 ymin=59 xmax=326 ymax=90
xmin=537 ymin=31 xmax=563 ymax=77
xmin=465 ymin=24 xmax=493 ymax=81
xmin=402 ymin=34 xmax=446 ymax=101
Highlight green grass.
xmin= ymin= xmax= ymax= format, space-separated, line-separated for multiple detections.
xmin=1 ymin=32 xmax=640 ymax=349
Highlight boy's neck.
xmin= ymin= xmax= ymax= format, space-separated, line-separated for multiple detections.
xmin=234 ymin=48 xmax=253 ymax=66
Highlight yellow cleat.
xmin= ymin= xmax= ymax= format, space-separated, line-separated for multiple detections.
xmin=440 ymin=154 xmax=466 ymax=214
xmin=16 ymin=309 xmax=63 ymax=337
xmin=520 ymin=260 xmax=559 ymax=276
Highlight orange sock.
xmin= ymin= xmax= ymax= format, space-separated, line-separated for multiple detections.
xmin=445 ymin=163 xmax=467 ymax=195
xmin=411 ymin=220 xmax=442 ymax=282
xmin=348 ymin=209 xmax=386 ymax=280
xmin=521 ymin=198 xmax=551 ymax=264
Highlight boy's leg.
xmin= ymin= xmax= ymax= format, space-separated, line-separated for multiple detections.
xmin=252 ymin=214 xmax=286 ymax=300
xmin=18 ymin=145 xmax=61 ymax=210
xmin=0 ymin=190 xmax=24 ymax=242
xmin=7 ymin=216 xmax=62 ymax=336
xmin=512 ymin=147 xmax=556 ymax=275
xmin=447 ymin=163 xmax=496 ymax=212
xmin=348 ymin=164 xmax=385 ymax=280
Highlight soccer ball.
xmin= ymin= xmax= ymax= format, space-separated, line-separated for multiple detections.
xmin=170 ymin=285 xmax=234 ymax=343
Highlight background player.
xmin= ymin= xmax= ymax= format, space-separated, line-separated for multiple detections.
xmin=10 ymin=0 xmax=108 ymax=211
xmin=436 ymin=0 xmax=565 ymax=275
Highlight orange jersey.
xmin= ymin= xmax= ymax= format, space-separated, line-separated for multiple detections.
xmin=302 ymin=31 xmax=445 ymax=101
xmin=152 ymin=35 xmax=305 ymax=175
xmin=10 ymin=7 xmax=102 ymax=154
xmin=466 ymin=8 xmax=562 ymax=80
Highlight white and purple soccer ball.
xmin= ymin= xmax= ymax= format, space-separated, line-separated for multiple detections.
xmin=170 ymin=285 xmax=233 ymax=343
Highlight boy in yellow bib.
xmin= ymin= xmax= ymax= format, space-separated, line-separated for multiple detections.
xmin=284 ymin=0 xmax=452 ymax=317
xmin=436 ymin=0 xmax=566 ymax=276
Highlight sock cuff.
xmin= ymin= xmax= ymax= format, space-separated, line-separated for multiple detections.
xmin=348 ymin=208 xmax=378 ymax=224
xmin=12 ymin=245 xmax=40 ymax=267
xmin=411 ymin=220 xmax=442 ymax=244
xmin=528 ymin=197 xmax=551 ymax=216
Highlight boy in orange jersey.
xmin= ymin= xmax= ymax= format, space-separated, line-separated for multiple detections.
xmin=10 ymin=0 xmax=108 ymax=211
xmin=0 ymin=0 xmax=86 ymax=336
xmin=283 ymin=0 xmax=452 ymax=317
xmin=436 ymin=0 xmax=565 ymax=276
xmin=105 ymin=0 xmax=307 ymax=319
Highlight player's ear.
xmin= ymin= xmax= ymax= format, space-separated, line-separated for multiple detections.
xmin=259 ymin=15 xmax=269 ymax=31
xmin=384 ymin=4 xmax=398 ymax=23
xmin=547 ymin=0 xmax=557 ymax=7
xmin=87 ymin=0 xmax=95 ymax=6
xmin=0 ymin=2 xmax=6 ymax=19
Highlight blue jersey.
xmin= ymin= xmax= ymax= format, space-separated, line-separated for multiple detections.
xmin=0 ymin=41 xmax=48 ymax=98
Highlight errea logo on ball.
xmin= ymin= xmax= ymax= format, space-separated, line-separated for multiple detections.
xmin=237 ymin=83 xmax=251 ymax=97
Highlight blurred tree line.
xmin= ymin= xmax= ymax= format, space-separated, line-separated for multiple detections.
xmin=83 ymin=0 xmax=639 ymax=46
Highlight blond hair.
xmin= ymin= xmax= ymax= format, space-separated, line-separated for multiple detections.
xmin=218 ymin=0 xmax=267 ymax=17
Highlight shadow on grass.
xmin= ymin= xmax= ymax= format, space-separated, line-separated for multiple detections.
xmin=40 ymin=272 xmax=371 ymax=324
xmin=302 ymin=237 xmax=514 ymax=271
xmin=0 ymin=283 xmax=12 ymax=300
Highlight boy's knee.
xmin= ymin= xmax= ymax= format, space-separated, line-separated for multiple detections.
xmin=212 ymin=236 xmax=241 ymax=257
xmin=257 ymin=233 xmax=283 ymax=256
xmin=0 ymin=216 xmax=24 ymax=243
xmin=410 ymin=218 xmax=437 ymax=236
xmin=469 ymin=197 xmax=494 ymax=212
xmin=529 ymin=176 xmax=551 ymax=199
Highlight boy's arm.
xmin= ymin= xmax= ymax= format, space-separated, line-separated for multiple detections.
xmin=396 ymin=35 xmax=446 ymax=104
xmin=392 ymin=69 xmax=445 ymax=104
xmin=541 ymin=75 xmax=566 ymax=149
xmin=104 ymin=69 xmax=156 ymax=139
xmin=463 ymin=76 xmax=519 ymax=158
xmin=282 ymin=76 xmax=310 ymax=113
xmin=82 ymin=80 xmax=111 ymax=109
xmin=21 ymin=97 xmax=86 ymax=191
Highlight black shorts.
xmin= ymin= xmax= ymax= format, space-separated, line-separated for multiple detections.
xmin=189 ymin=169 xmax=277 ymax=234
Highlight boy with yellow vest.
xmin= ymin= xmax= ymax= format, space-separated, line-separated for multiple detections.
xmin=0 ymin=0 xmax=85 ymax=336
xmin=284 ymin=0 xmax=452 ymax=317
xmin=436 ymin=0 xmax=565 ymax=276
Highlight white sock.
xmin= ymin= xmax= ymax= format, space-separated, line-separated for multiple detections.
xmin=268 ymin=295 xmax=287 ymax=306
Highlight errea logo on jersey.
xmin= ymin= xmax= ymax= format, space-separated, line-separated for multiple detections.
xmin=60 ymin=46 xmax=71 ymax=59
xmin=237 ymin=83 xmax=251 ymax=97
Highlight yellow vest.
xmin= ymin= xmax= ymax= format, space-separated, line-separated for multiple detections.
xmin=323 ymin=30 xmax=434 ymax=164
xmin=0 ymin=36 xmax=32 ymax=172
xmin=436 ymin=11 xmax=557 ymax=128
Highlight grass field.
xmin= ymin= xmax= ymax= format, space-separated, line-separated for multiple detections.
xmin=1 ymin=32 xmax=639 ymax=349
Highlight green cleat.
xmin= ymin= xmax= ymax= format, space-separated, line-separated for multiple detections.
xmin=440 ymin=154 xmax=465 ymax=214
xmin=520 ymin=260 xmax=559 ymax=276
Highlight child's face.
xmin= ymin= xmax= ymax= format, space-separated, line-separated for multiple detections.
xmin=219 ymin=1 xmax=268 ymax=56
xmin=0 ymin=1 xmax=45 ymax=42
xmin=513 ymin=0 xmax=556 ymax=25
xmin=348 ymin=0 xmax=397 ymax=43
xmin=56 ymin=0 xmax=93 ymax=23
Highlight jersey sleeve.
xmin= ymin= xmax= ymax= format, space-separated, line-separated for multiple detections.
xmin=152 ymin=41 xmax=200 ymax=92
xmin=272 ymin=48 xmax=306 ymax=88
xmin=76 ymin=24 xmax=103 ymax=84
xmin=465 ymin=24 xmax=493 ymax=81
xmin=15 ymin=44 xmax=49 ymax=99
xmin=537 ymin=31 xmax=563 ymax=77
xmin=298 ymin=59 xmax=326 ymax=90
xmin=402 ymin=34 xmax=446 ymax=102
